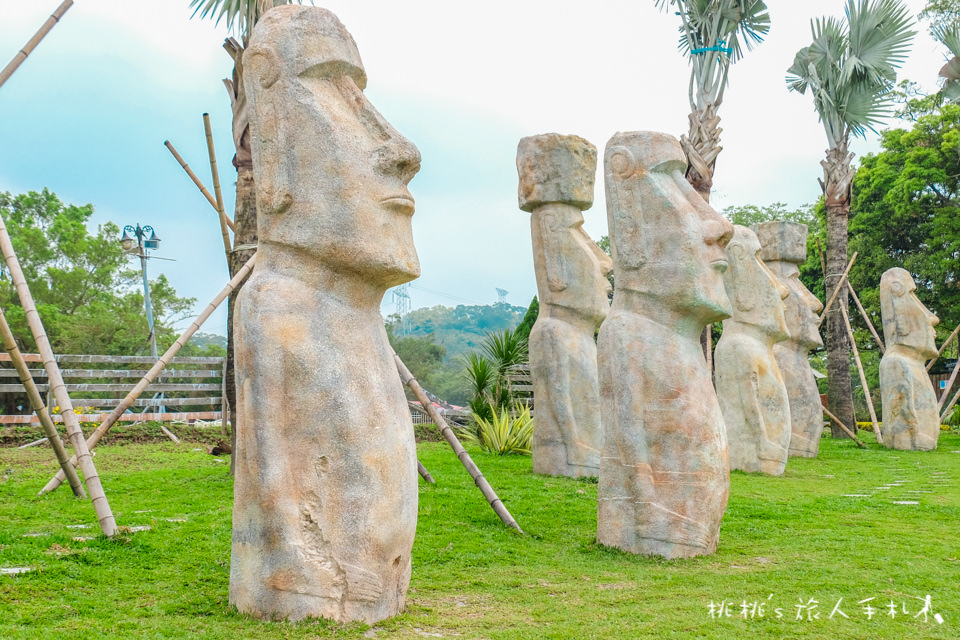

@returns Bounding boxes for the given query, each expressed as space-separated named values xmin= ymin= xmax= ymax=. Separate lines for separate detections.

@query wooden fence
xmin=0 ymin=353 xmax=225 ymax=424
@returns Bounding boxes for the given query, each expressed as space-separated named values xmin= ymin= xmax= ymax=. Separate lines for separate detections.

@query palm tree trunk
xmin=821 ymin=143 xmax=856 ymax=437
xmin=682 ymin=105 xmax=723 ymax=367
xmin=223 ymin=38 xmax=258 ymax=474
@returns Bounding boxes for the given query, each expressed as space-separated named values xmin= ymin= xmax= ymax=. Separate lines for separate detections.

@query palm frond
xmin=188 ymin=0 xmax=311 ymax=35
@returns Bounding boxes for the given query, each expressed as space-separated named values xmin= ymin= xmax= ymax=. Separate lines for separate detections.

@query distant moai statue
xmin=754 ymin=222 xmax=825 ymax=458
xmin=517 ymin=133 xmax=612 ymax=478
xmin=715 ymin=225 xmax=792 ymax=476
xmin=597 ymin=131 xmax=733 ymax=559
xmin=231 ymin=6 xmax=421 ymax=623
xmin=879 ymin=267 xmax=941 ymax=451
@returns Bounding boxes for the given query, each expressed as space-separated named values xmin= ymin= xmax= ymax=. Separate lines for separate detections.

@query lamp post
xmin=120 ymin=224 xmax=161 ymax=361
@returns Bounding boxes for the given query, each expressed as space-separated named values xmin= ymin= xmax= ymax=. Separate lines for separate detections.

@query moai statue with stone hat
xmin=517 ymin=133 xmax=613 ymax=478
xmin=715 ymin=225 xmax=792 ymax=476
xmin=754 ymin=221 xmax=825 ymax=458
xmin=231 ymin=6 xmax=421 ymax=623
xmin=879 ymin=267 xmax=940 ymax=451
xmin=597 ymin=131 xmax=733 ymax=559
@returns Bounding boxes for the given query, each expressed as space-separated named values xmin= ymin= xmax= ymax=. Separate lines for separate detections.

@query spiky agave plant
xmin=458 ymin=403 xmax=534 ymax=456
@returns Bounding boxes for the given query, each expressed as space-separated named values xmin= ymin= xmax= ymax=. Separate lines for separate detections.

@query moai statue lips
xmin=715 ymin=225 xmax=792 ymax=476
xmin=880 ymin=267 xmax=940 ymax=451
xmin=231 ymin=6 xmax=420 ymax=624
xmin=518 ymin=133 xmax=612 ymax=478
xmin=755 ymin=221 xmax=825 ymax=458
xmin=597 ymin=131 xmax=733 ymax=559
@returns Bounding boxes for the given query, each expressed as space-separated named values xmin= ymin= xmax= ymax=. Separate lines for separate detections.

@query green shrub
xmin=458 ymin=403 xmax=533 ymax=455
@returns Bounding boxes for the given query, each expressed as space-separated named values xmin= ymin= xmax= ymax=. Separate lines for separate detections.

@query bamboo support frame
xmin=0 ymin=306 xmax=85 ymax=498
xmin=393 ymin=351 xmax=522 ymax=533
xmin=821 ymin=405 xmax=868 ymax=448
xmin=417 ymin=460 xmax=435 ymax=484
xmin=840 ymin=303 xmax=882 ymax=444
xmin=937 ymin=347 xmax=960 ymax=414
xmin=40 ymin=253 xmax=258 ymax=494
xmin=940 ymin=385 xmax=960 ymax=423
xmin=816 ymin=238 xmax=827 ymax=281
xmin=0 ymin=214 xmax=116 ymax=536
xmin=927 ymin=321 xmax=960 ymax=372
xmin=848 ymin=284 xmax=884 ymax=353
xmin=202 ymin=113 xmax=233 ymax=258
xmin=164 ymin=140 xmax=236 ymax=232
xmin=817 ymin=252 xmax=858 ymax=328
xmin=0 ymin=1 xmax=73 ymax=90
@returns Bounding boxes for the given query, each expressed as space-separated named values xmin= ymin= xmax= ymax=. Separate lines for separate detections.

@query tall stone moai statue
xmin=754 ymin=222 xmax=825 ymax=458
xmin=517 ymin=134 xmax=613 ymax=478
xmin=597 ymin=131 xmax=734 ymax=559
xmin=879 ymin=268 xmax=941 ymax=451
xmin=231 ymin=6 xmax=421 ymax=623
xmin=715 ymin=226 xmax=792 ymax=476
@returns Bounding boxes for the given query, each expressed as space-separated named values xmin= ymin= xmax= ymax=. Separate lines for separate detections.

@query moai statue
xmin=754 ymin=222 xmax=825 ymax=458
xmin=715 ymin=226 xmax=792 ymax=476
xmin=879 ymin=268 xmax=940 ymax=451
xmin=517 ymin=133 xmax=613 ymax=478
xmin=597 ymin=131 xmax=734 ymax=559
xmin=231 ymin=6 xmax=421 ymax=623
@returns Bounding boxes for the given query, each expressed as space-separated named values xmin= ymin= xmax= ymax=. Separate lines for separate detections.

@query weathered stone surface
xmin=754 ymin=221 xmax=825 ymax=458
xmin=879 ymin=267 xmax=940 ymax=451
xmin=518 ymin=134 xmax=612 ymax=478
xmin=715 ymin=226 xmax=791 ymax=476
xmin=517 ymin=134 xmax=597 ymax=212
xmin=597 ymin=131 xmax=733 ymax=559
xmin=231 ymin=6 xmax=420 ymax=623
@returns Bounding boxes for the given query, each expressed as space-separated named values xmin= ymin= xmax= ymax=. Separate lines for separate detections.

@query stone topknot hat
xmin=753 ymin=221 xmax=808 ymax=265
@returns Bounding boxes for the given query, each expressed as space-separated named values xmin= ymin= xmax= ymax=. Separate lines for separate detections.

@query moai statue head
xmin=243 ymin=6 xmax=422 ymax=288
xmin=722 ymin=225 xmax=790 ymax=339
xmin=881 ymin=267 xmax=938 ymax=359
xmin=755 ymin=221 xmax=823 ymax=349
xmin=604 ymin=132 xmax=734 ymax=328
xmin=518 ymin=133 xmax=612 ymax=326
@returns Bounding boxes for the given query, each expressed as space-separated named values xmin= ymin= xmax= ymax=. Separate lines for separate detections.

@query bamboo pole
xmin=417 ymin=460 xmax=435 ymax=483
xmin=840 ymin=303 xmax=883 ymax=444
xmin=817 ymin=252 xmax=858 ymax=328
xmin=927 ymin=321 xmax=960 ymax=372
xmin=0 ymin=214 xmax=116 ymax=536
xmin=393 ymin=351 xmax=522 ymax=533
xmin=164 ymin=140 xmax=237 ymax=232
xmin=821 ymin=405 xmax=868 ymax=448
xmin=0 ymin=306 xmax=85 ymax=498
xmin=937 ymin=349 xmax=960 ymax=414
xmin=202 ymin=113 xmax=233 ymax=258
xmin=40 ymin=253 xmax=258 ymax=494
xmin=848 ymin=284 xmax=884 ymax=354
xmin=0 ymin=1 xmax=73 ymax=90
xmin=940 ymin=385 xmax=960 ymax=423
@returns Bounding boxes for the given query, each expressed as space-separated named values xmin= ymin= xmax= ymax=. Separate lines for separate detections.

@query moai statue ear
xmin=727 ymin=241 xmax=757 ymax=313
xmin=605 ymin=145 xmax=646 ymax=270
xmin=539 ymin=209 xmax=569 ymax=293
xmin=244 ymin=46 xmax=293 ymax=215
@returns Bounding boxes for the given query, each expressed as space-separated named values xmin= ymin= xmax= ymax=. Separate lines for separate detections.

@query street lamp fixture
xmin=120 ymin=224 xmax=161 ymax=361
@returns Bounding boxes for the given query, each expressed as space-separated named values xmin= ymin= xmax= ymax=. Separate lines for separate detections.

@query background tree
xmin=786 ymin=0 xmax=914 ymax=436
xmin=0 ymin=189 xmax=197 ymax=355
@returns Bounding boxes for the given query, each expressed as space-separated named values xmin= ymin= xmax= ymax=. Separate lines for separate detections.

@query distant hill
xmin=187 ymin=332 xmax=227 ymax=351
xmin=388 ymin=302 xmax=528 ymax=363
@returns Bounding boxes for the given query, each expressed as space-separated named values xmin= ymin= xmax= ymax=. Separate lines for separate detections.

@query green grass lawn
xmin=1 ymin=431 xmax=958 ymax=639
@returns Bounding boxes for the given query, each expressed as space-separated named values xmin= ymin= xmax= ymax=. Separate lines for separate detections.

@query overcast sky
xmin=0 ymin=0 xmax=948 ymax=335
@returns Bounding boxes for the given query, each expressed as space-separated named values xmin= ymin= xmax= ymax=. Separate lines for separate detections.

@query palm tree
xmin=654 ymin=1 xmax=770 ymax=367
xmin=188 ymin=0 xmax=309 ymax=463
xmin=933 ymin=23 xmax=960 ymax=100
xmin=786 ymin=0 xmax=913 ymax=436
xmin=654 ymin=0 xmax=770 ymax=203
